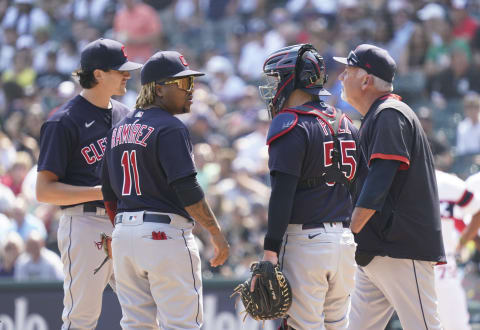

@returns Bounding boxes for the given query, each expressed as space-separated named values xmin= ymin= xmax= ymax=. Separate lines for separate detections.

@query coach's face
xmin=338 ymin=66 xmax=364 ymax=106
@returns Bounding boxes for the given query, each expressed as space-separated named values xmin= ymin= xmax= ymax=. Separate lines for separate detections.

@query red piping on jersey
xmin=457 ymin=190 xmax=474 ymax=207
xmin=369 ymin=153 xmax=410 ymax=170
xmin=283 ymin=108 xmax=335 ymax=135
xmin=379 ymin=94 xmax=402 ymax=101
xmin=267 ymin=113 xmax=298 ymax=145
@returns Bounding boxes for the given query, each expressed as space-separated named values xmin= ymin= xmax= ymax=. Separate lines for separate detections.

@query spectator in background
xmin=451 ymin=0 xmax=477 ymax=41
xmin=35 ymin=51 xmax=69 ymax=91
xmin=14 ymin=230 xmax=63 ymax=281
xmin=56 ymin=39 xmax=80 ymax=76
xmin=0 ymin=26 xmax=17 ymax=72
xmin=10 ymin=196 xmax=47 ymax=241
xmin=1 ymin=151 xmax=32 ymax=195
xmin=68 ymin=0 xmax=111 ymax=24
xmin=427 ymin=42 xmax=479 ymax=101
xmin=2 ymin=47 xmax=36 ymax=89
xmin=0 ymin=132 xmax=17 ymax=174
xmin=0 ymin=182 xmax=15 ymax=244
xmin=114 ymin=0 xmax=162 ymax=63
xmin=456 ymin=92 xmax=480 ymax=155
xmin=32 ymin=27 xmax=57 ymax=72
xmin=1 ymin=0 xmax=49 ymax=37
xmin=0 ymin=231 xmax=24 ymax=277
xmin=205 ymin=55 xmax=246 ymax=104
xmin=417 ymin=106 xmax=451 ymax=158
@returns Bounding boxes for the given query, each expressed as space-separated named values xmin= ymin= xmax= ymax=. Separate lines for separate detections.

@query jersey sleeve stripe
xmin=457 ymin=190 xmax=474 ymax=207
xmin=369 ymin=153 xmax=410 ymax=168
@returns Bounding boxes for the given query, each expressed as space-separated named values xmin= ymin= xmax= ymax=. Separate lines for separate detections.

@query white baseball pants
xmin=280 ymin=222 xmax=357 ymax=330
xmin=349 ymin=256 xmax=442 ymax=330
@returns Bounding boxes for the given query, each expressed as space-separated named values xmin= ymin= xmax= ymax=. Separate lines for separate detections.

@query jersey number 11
xmin=121 ymin=150 xmax=142 ymax=196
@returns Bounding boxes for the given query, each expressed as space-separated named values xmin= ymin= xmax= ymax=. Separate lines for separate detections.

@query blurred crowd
xmin=1 ymin=0 xmax=480 ymax=281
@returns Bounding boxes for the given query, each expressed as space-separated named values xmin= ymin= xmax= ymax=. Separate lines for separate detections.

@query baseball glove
xmin=231 ymin=261 xmax=292 ymax=321
xmin=93 ymin=233 xmax=112 ymax=275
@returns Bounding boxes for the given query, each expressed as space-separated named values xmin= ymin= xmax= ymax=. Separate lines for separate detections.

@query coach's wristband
xmin=264 ymin=237 xmax=283 ymax=255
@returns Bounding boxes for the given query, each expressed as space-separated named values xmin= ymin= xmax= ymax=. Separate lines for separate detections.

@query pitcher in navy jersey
xmin=255 ymin=44 xmax=359 ymax=329
xmin=101 ymin=51 xmax=229 ymax=329
xmin=334 ymin=44 xmax=444 ymax=329
xmin=36 ymin=38 xmax=142 ymax=329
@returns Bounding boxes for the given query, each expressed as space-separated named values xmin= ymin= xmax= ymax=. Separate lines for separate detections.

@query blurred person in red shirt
xmin=1 ymin=151 xmax=32 ymax=196
xmin=113 ymin=0 xmax=162 ymax=63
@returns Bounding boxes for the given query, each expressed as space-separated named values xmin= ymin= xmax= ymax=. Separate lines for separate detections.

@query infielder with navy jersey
xmin=334 ymin=44 xmax=445 ymax=329
xmin=36 ymin=38 xmax=142 ymax=329
xmin=255 ymin=44 xmax=359 ymax=330
xmin=101 ymin=51 xmax=229 ymax=329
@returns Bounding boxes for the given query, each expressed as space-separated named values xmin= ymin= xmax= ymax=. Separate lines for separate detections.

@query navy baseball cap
xmin=333 ymin=44 xmax=396 ymax=83
xmin=80 ymin=38 xmax=143 ymax=72
xmin=140 ymin=51 xmax=205 ymax=85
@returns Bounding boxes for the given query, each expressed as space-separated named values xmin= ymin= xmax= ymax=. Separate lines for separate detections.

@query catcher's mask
xmin=259 ymin=44 xmax=330 ymax=119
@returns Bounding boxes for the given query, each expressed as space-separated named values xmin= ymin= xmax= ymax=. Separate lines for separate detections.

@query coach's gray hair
xmin=357 ymin=68 xmax=393 ymax=93
xmin=135 ymin=81 xmax=157 ymax=109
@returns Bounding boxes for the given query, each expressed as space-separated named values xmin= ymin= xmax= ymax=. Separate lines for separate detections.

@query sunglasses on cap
xmin=157 ymin=76 xmax=195 ymax=92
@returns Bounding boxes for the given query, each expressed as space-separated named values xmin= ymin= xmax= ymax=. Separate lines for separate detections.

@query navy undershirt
xmin=264 ymin=171 xmax=299 ymax=254
xmin=356 ymin=158 xmax=400 ymax=211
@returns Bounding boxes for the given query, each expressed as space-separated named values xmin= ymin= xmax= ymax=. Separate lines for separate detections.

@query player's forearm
xmin=36 ymin=181 xmax=102 ymax=205
xmin=184 ymin=198 xmax=222 ymax=235
xmin=350 ymin=207 xmax=376 ymax=234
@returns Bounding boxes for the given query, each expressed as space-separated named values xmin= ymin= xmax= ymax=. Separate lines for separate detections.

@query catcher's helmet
xmin=259 ymin=44 xmax=330 ymax=118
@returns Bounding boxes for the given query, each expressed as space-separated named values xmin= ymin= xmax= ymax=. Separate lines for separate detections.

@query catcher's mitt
xmin=231 ymin=261 xmax=292 ymax=321
xmin=93 ymin=233 xmax=112 ymax=275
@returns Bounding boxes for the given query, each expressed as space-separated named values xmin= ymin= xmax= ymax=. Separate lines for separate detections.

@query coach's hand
xmin=210 ymin=232 xmax=229 ymax=267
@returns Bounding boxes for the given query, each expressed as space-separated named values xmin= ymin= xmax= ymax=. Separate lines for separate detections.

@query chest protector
xmin=267 ymin=102 xmax=352 ymax=187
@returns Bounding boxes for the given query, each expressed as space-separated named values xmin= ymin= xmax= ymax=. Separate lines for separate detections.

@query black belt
xmin=83 ymin=204 xmax=104 ymax=213
xmin=302 ymin=221 xmax=350 ymax=230
xmin=115 ymin=213 xmax=171 ymax=225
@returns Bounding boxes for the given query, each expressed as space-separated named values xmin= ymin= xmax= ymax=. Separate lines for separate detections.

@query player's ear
xmin=155 ymin=84 xmax=164 ymax=98
xmin=93 ymin=69 xmax=104 ymax=83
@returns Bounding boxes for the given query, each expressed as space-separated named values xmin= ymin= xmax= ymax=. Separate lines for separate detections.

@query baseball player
xmin=101 ymin=51 xmax=229 ymax=329
xmin=36 ymin=38 xmax=142 ymax=329
xmin=334 ymin=44 xmax=445 ymax=329
xmin=256 ymin=44 xmax=359 ymax=329
xmin=435 ymin=170 xmax=480 ymax=330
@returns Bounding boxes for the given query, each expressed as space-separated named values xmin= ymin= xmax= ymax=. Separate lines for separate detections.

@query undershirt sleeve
xmin=264 ymin=171 xmax=299 ymax=254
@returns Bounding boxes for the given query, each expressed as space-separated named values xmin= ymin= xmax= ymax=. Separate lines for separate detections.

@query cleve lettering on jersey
xmin=80 ymin=137 xmax=107 ymax=165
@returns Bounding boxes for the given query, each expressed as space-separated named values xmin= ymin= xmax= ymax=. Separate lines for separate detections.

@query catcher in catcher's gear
xmin=247 ymin=44 xmax=359 ymax=329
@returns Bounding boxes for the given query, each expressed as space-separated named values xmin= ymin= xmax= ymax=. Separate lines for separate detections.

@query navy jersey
xmin=101 ymin=107 xmax=196 ymax=220
xmin=355 ymin=94 xmax=445 ymax=263
xmin=37 ymin=95 xmax=130 ymax=207
xmin=268 ymin=101 xmax=360 ymax=225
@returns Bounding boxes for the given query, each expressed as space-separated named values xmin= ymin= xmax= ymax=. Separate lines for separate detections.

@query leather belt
xmin=115 ymin=213 xmax=171 ymax=225
xmin=302 ymin=221 xmax=350 ymax=230
xmin=83 ymin=204 xmax=104 ymax=213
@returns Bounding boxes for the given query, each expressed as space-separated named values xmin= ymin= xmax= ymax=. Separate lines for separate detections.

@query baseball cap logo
xmin=179 ymin=55 xmax=188 ymax=67
xmin=121 ymin=46 xmax=128 ymax=59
